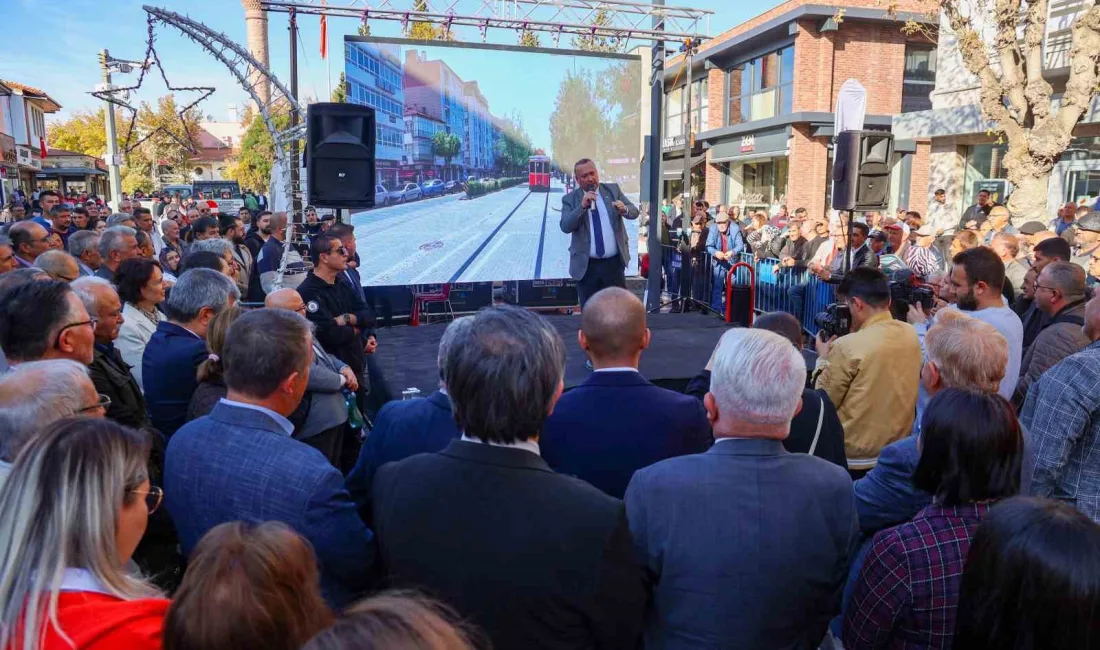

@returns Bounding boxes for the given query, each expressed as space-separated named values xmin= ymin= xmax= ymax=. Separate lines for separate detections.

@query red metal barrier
xmin=725 ymin=262 xmax=755 ymax=326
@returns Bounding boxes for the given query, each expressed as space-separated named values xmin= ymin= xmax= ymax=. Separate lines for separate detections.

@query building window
xmin=726 ymin=47 xmax=794 ymax=125
xmin=902 ymin=44 xmax=936 ymax=113
xmin=726 ymin=157 xmax=789 ymax=208
xmin=663 ymin=78 xmax=708 ymax=140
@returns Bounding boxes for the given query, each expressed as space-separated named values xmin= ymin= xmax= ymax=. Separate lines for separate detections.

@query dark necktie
xmin=590 ymin=191 xmax=606 ymax=258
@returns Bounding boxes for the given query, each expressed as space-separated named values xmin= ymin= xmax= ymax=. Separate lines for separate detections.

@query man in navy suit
xmin=626 ymin=328 xmax=858 ymax=649
xmin=345 ymin=316 xmax=469 ymax=514
xmin=542 ymin=287 xmax=711 ymax=498
xmin=371 ymin=305 xmax=646 ymax=649
xmin=165 ymin=308 xmax=374 ymax=608
xmin=143 ymin=269 xmax=239 ymax=437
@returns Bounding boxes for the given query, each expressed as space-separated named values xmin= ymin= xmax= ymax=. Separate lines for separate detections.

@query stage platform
xmin=372 ymin=312 xmax=732 ymax=396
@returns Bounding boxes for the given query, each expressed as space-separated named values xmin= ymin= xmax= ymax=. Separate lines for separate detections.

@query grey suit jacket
xmin=625 ymin=439 xmax=859 ymax=649
xmin=560 ymin=182 xmax=639 ymax=280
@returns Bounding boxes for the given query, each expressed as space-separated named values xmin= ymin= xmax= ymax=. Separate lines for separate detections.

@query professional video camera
xmin=887 ymin=269 xmax=934 ymax=320
xmin=813 ymin=302 xmax=852 ymax=339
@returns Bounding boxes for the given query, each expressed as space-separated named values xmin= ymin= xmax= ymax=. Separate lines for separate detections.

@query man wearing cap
xmin=1070 ymin=211 xmax=1100 ymax=270
xmin=705 ymin=209 xmax=745 ymax=312
xmin=903 ymin=222 xmax=944 ymax=280
xmin=868 ymin=230 xmax=888 ymax=257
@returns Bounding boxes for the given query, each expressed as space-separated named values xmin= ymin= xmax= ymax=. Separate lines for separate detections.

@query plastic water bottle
xmin=344 ymin=389 xmax=365 ymax=431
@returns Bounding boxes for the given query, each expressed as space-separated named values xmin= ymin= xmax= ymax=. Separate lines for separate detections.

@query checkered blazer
xmin=843 ymin=502 xmax=992 ymax=650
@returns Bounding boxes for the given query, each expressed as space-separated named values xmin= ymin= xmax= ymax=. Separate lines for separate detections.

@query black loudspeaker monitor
xmin=831 ymin=130 xmax=894 ymax=212
xmin=306 ymin=103 xmax=377 ymax=209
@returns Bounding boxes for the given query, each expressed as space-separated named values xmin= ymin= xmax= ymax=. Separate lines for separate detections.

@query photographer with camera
xmin=814 ymin=267 xmax=922 ymax=477
xmin=908 ymin=247 xmax=1023 ymax=404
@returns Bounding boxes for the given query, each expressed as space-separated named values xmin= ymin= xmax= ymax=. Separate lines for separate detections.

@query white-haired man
xmin=625 ymin=328 xmax=858 ymax=649
xmin=0 ymin=359 xmax=104 ymax=486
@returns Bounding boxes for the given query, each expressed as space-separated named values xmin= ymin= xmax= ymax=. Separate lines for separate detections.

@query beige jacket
xmin=814 ymin=311 xmax=922 ymax=470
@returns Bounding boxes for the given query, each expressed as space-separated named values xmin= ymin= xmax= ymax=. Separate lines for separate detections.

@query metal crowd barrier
xmin=657 ymin=245 xmax=836 ymax=336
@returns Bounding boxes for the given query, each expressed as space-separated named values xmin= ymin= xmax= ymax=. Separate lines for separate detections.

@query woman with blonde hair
xmin=185 ymin=304 xmax=243 ymax=421
xmin=303 ymin=592 xmax=480 ymax=650
xmin=0 ymin=417 xmax=168 ymax=650
xmin=163 ymin=521 xmax=333 ymax=650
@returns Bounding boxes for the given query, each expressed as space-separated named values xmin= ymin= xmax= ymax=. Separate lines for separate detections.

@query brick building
xmin=662 ymin=0 xmax=937 ymax=220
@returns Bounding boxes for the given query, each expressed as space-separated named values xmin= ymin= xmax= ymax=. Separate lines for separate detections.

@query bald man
xmin=33 ymin=250 xmax=80 ymax=282
xmin=541 ymin=287 xmax=712 ymax=498
xmin=265 ymin=288 xmax=357 ymax=467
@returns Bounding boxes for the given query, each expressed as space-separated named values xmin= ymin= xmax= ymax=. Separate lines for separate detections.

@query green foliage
xmin=358 ymin=21 xmax=371 ymax=36
xmin=431 ymin=131 xmax=462 ymax=164
xmin=332 ymin=72 xmax=348 ymax=103
xmin=46 ymin=108 xmax=122 ymax=156
xmin=223 ymin=110 xmax=291 ymax=193
xmin=494 ymin=110 xmax=534 ymax=174
xmin=571 ymin=9 xmax=616 ymax=52
xmin=406 ymin=0 xmax=456 ymax=41
xmin=549 ymin=61 xmax=639 ymax=184
xmin=465 ymin=177 xmax=525 ymax=198
xmin=518 ymin=30 xmax=540 ymax=48
xmin=125 ymin=94 xmax=204 ymax=184
xmin=122 ymin=159 xmax=154 ymax=195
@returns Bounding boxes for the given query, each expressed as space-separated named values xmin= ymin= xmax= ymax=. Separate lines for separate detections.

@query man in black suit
xmin=372 ymin=305 xmax=646 ymax=649
xmin=560 ymin=158 xmax=639 ymax=307
xmin=346 ymin=316 xmax=469 ymax=514
xmin=541 ymin=287 xmax=711 ymax=498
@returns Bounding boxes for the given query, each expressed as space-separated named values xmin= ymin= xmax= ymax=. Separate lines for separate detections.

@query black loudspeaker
xmin=831 ymin=130 xmax=894 ymax=211
xmin=306 ymin=103 xmax=376 ymax=209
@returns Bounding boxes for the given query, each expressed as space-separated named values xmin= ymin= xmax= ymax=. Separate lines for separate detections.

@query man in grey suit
xmin=625 ymin=327 xmax=859 ymax=649
xmin=560 ymin=158 xmax=639 ymax=307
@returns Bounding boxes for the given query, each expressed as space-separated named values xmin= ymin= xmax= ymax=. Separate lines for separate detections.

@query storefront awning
xmin=710 ymin=149 xmax=790 ymax=165
xmin=36 ymin=167 xmax=107 ymax=178
xmin=663 ymin=153 xmax=706 ymax=179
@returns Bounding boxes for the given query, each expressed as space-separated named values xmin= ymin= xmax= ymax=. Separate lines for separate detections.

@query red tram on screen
xmin=528 ymin=154 xmax=552 ymax=192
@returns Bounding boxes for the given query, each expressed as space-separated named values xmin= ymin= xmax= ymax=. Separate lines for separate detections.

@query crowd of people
xmin=0 ymin=180 xmax=1099 ymax=650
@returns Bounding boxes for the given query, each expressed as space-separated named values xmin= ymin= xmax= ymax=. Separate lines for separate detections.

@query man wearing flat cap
xmin=1071 ymin=211 xmax=1100 ymax=270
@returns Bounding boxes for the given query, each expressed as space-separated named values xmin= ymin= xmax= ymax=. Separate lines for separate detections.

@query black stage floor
xmin=372 ymin=312 xmax=733 ymax=395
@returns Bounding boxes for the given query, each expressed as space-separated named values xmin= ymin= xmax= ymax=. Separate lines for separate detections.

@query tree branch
xmin=1056 ymin=3 xmax=1100 ymax=134
xmin=994 ymin=0 xmax=1029 ymax=121
xmin=1023 ymin=0 xmax=1053 ymax=122
xmin=943 ymin=0 xmax=1025 ymax=138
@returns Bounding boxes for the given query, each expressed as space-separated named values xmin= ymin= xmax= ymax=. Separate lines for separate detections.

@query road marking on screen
xmin=448 ymin=192 xmax=532 ymax=283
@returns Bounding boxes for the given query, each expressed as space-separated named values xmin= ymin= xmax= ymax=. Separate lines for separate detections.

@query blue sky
xmin=1 ymin=0 xmax=770 ymax=126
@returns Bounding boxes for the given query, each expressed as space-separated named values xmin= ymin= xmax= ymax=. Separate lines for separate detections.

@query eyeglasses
xmin=79 ymin=393 xmax=111 ymax=413
xmin=1034 ymin=284 xmax=1058 ymax=294
xmin=130 ymin=485 xmax=164 ymax=514
xmin=53 ymin=317 xmax=97 ymax=348
xmin=328 ymin=246 xmax=348 ymax=256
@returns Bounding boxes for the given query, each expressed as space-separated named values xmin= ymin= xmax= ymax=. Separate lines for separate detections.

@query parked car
xmin=375 ymin=184 xmax=392 ymax=207
xmin=444 ymin=180 xmax=460 ymax=194
xmin=421 ymin=179 xmax=445 ymax=198
xmin=398 ymin=183 xmax=423 ymax=202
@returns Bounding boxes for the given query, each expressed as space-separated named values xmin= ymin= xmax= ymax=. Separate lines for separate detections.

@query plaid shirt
xmin=843 ymin=502 xmax=992 ymax=650
xmin=1020 ymin=340 xmax=1100 ymax=522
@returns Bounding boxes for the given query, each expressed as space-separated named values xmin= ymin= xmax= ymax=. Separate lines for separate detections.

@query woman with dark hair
xmin=302 ymin=593 xmax=479 ymax=650
xmin=954 ymin=497 xmax=1100 ymax=650
xmin=116 ymin=258 xmax=166 ymax=391
xmin=843 ymin=388 xmax=1023 ymax=650
xmin=159 ymin=247 xmax=181 ymax=284
xmin=185 ymin=304 xmax=242 ymax=421
xmin=0 ymin=418 xmax=168 ymax=650
xmin=163 ymin=521 xmax=333 ymax=650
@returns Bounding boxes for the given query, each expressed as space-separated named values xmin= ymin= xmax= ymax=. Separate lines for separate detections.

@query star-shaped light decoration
xmin=90 ymin=14 xmax=215 ymax=158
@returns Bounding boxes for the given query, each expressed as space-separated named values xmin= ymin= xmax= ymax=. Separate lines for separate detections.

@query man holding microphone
xmin=561 ymin=158 xmax=640 ymax=307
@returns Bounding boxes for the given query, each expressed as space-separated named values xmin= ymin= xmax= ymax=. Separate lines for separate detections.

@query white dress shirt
xmin=588 ymin=189 xmax=620 ymax=259
xmin=219 ymin=398 xmax=295 ymax=436
xmin=460 ymin=434 xmax=541 ymax=457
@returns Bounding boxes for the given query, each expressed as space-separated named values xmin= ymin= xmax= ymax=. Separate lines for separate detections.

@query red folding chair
xmin=413 ymin=284 xmax=454 ymax=325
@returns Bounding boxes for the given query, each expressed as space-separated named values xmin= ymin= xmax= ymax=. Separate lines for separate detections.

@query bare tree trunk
xmin=1005 ymin=172 xmax=1050 ymax=224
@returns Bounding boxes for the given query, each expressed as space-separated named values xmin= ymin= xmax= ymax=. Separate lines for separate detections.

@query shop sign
xmin=730 ymin=192 xmax=766 ymax=205
xmin=661 ymin=135 xmax=686 ymax=152
xmin=15 ymin=146 xmax=41 ymax=170
xmin=740 ymin=135 xmax=755 ymax=153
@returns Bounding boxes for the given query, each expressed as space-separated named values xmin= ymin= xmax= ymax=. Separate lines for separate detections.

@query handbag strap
xmin=809 ymin=394 xmax=825 ymax=456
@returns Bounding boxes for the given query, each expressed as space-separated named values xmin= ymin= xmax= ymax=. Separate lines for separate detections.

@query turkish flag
xmin=320 ymin=11 xmax=328 ymax=59
xmin=39 ymin=137 xmax=48 ymax=159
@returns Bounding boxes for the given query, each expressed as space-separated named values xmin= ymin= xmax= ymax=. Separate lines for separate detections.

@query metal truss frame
xmin=143 ymin=5 xmax=309 ymax=289
xmin=260 ymin=0 xmax=711 ymax=49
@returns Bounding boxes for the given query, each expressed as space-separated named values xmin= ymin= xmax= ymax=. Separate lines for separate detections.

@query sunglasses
xmin=327 ymin=246 xmax=348 ymax=256
xmin=130 ymin=485 xmax=164 ymax=514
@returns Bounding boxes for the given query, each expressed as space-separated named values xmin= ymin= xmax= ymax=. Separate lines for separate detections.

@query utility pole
xmin=98 ymin=49 xmax=123 ymax=207
xmin=644 ymin=0 xmax=665 ymax=311
xmin=288 ymin=8 xmax=302 ymax=224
